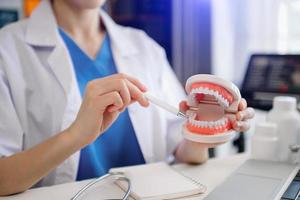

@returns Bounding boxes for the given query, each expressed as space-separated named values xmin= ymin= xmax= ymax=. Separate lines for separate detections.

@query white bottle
xmin=251 ymin=122 xmax=278 ymax=161
xmin=266 ymin=96 xmax=300 ymax=162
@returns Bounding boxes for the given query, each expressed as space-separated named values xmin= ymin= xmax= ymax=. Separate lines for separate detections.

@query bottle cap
xmin=255 ymin=122 xmax=277 ymax=138
xmin=273 ymin=96 xmax=297 ymax=111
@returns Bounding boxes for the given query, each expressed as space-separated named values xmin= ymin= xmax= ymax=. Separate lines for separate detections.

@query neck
xmin=52 ymin=0 xmax=101 ymax=38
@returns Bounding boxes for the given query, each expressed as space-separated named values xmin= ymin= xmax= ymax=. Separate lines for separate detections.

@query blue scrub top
xmin=59 ymin=29 xmax=145 ymax=180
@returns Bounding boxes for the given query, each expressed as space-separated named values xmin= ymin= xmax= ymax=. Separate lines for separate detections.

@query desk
xmin=0 ymin=153 xmax=249 ymax=200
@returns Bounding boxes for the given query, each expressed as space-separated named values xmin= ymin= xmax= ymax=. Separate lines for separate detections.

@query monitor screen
xmin=241 ymin=54 xmax=300 ymax=110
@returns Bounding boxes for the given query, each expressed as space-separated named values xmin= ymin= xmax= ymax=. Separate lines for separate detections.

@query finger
xmin=116 ymin=80 xmax=131 ymax=109
xmin=107 ymin=105 xmax=119 ymax=112
xmin=119 ymin=107 xmax=126 ymax=112
xmin=236 ymin=107 xmax=255 ymax=121
xmin=227 ymin=114 xmax=237 ymax=123
xmin=116 ymin=100 xmax=138 ymax=112
xmin=113 ymin=73 xmax=148 ymax=92
xmin=125 ymin=80 xmax=149 ymax=107
xmin=108 ymin=106 xmax=127 ymax=113
xmin=96 ymin=91 xmax=124 ymax=113
xmin=104 ymin=79 xmax=130 ymax=111
xmin=179 ymin=101 xmax=189 ymax=113
xmin=232 ymin=120 xmax=250 ymax=132
xmin=123 ymin=75 xmax=148 ymax=92
xmin=87 ymin=74 xmax=147 ymax=97
xmin=238 ymin=98 xmax=247 ymax=111
xmin=88 ymin=79 xmax=138 ymax=110
xmin=101 ymin=110 xmax=120 ymax=132
xmin=107 ymin=104 xmax=127 ymax=112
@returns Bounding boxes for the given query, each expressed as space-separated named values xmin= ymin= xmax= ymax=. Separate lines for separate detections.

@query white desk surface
xmin=0 ymin=153 xmax=249 ymax=200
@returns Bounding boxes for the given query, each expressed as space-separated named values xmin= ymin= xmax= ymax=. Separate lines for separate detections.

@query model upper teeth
xmin=190 ymin=87 xmax=229 ymax=108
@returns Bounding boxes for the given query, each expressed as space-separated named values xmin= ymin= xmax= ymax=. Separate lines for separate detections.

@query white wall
xmin=212 ymin=0 xmax=300 ymax=87
xmin=211 ymin=0 xmax=300 ymax=158
xmin=211 ymin=0 xmax=282 ymax=87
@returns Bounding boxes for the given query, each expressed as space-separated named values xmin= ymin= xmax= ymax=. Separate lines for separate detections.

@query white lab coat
xmin=0 ymin=0 xmax=185 ymax=187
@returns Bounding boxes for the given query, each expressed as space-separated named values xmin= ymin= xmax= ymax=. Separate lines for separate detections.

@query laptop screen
xmin=241 ymin=54 xmax=300 ymax=110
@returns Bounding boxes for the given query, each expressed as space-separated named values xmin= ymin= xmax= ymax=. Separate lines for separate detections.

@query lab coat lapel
xmin=99 ymin=11 xmax=139 ymax=57
xmin=25 ymin=0 xmax=73 ymax=97
xmin=47 ymin=44 xmax=74 ymax=98
xmin=100 ymin=11 xmax=154 ymax=162
xmin=24 ymin=1 xmax=81 ymax=183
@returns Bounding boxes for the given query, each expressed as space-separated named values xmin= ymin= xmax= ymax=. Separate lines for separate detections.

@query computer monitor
xmin=241 ymin=54 xmax=300 ymax=110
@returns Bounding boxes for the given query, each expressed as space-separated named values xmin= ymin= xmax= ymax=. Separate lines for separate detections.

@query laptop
xmin=204 ymin=159 xmax=300 ymax=200
xmin=241 ymin=54 xmax=300 ymax=110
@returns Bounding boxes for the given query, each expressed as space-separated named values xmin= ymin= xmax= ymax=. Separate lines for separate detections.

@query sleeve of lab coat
xmin=156 ymin=47 xmax=187 ymax=156
xmin=0 ymin=54 xmax=24 ymax=157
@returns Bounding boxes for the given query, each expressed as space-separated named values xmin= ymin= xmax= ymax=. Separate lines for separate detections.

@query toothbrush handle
xmin=144 ymin=92 xmax=185 ymax=118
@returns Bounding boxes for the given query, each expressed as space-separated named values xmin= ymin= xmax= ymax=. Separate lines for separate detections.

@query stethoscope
xmin=71 ymin=93 xmax=184 ymax=200
xmin=70 ymin=93 xmax=181 ymax=200
xmin=71 ymin=172 xmax=131 ymax=200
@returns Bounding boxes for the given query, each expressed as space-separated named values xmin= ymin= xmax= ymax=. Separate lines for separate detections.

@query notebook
xmin=109 ymin=162 xmax=206 ymax=200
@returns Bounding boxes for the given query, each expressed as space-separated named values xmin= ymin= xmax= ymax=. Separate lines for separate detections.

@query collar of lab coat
xmin=24 ymin=0 xmax=140 ymax=97
xmin=25 ymin=0 xmax=139 ymax=57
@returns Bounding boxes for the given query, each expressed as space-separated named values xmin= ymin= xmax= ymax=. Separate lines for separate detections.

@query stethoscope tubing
xmin=71 ymin=172 xmax=131 ymax=200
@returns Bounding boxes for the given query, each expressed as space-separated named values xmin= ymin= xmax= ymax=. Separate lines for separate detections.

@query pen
xmin=143 ymin=92 xmax=187 ymax=118
xmin=144 ymin=92 xmax=238 ymax=118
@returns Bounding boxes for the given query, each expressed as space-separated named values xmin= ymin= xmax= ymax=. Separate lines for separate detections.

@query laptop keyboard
xmin=281 ymin=170 xmax=300 ymax=200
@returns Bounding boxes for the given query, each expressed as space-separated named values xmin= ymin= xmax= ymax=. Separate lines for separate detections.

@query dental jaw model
xmin=183 ymin=74 xmax=241 ymax=143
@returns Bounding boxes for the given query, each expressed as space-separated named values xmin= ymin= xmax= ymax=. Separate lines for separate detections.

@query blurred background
xmin=1 ymin=0 xmax=300 ymax=157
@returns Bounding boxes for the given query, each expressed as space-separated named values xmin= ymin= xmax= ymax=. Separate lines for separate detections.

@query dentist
xmin=0 ymin=0 xmax=254 ymax=196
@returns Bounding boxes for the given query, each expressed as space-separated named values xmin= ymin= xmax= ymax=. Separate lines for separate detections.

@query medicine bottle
xmin=251 ymin=122 xmax=278 ymax=161
xmin=266 ymin=96 xmax=300 ymax=162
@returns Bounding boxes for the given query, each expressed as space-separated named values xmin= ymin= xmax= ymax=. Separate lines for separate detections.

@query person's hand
xmin=230 ymin=98 xmax=255 ymax=132
xmin=175 ymin=98 xmax=255 ymax=163
xmin=68 ymin=73 xmax=149 ymax=148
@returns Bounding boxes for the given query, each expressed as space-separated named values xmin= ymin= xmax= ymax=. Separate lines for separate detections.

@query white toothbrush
xmin=144 ymin=92 xmax=187 ymax=118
